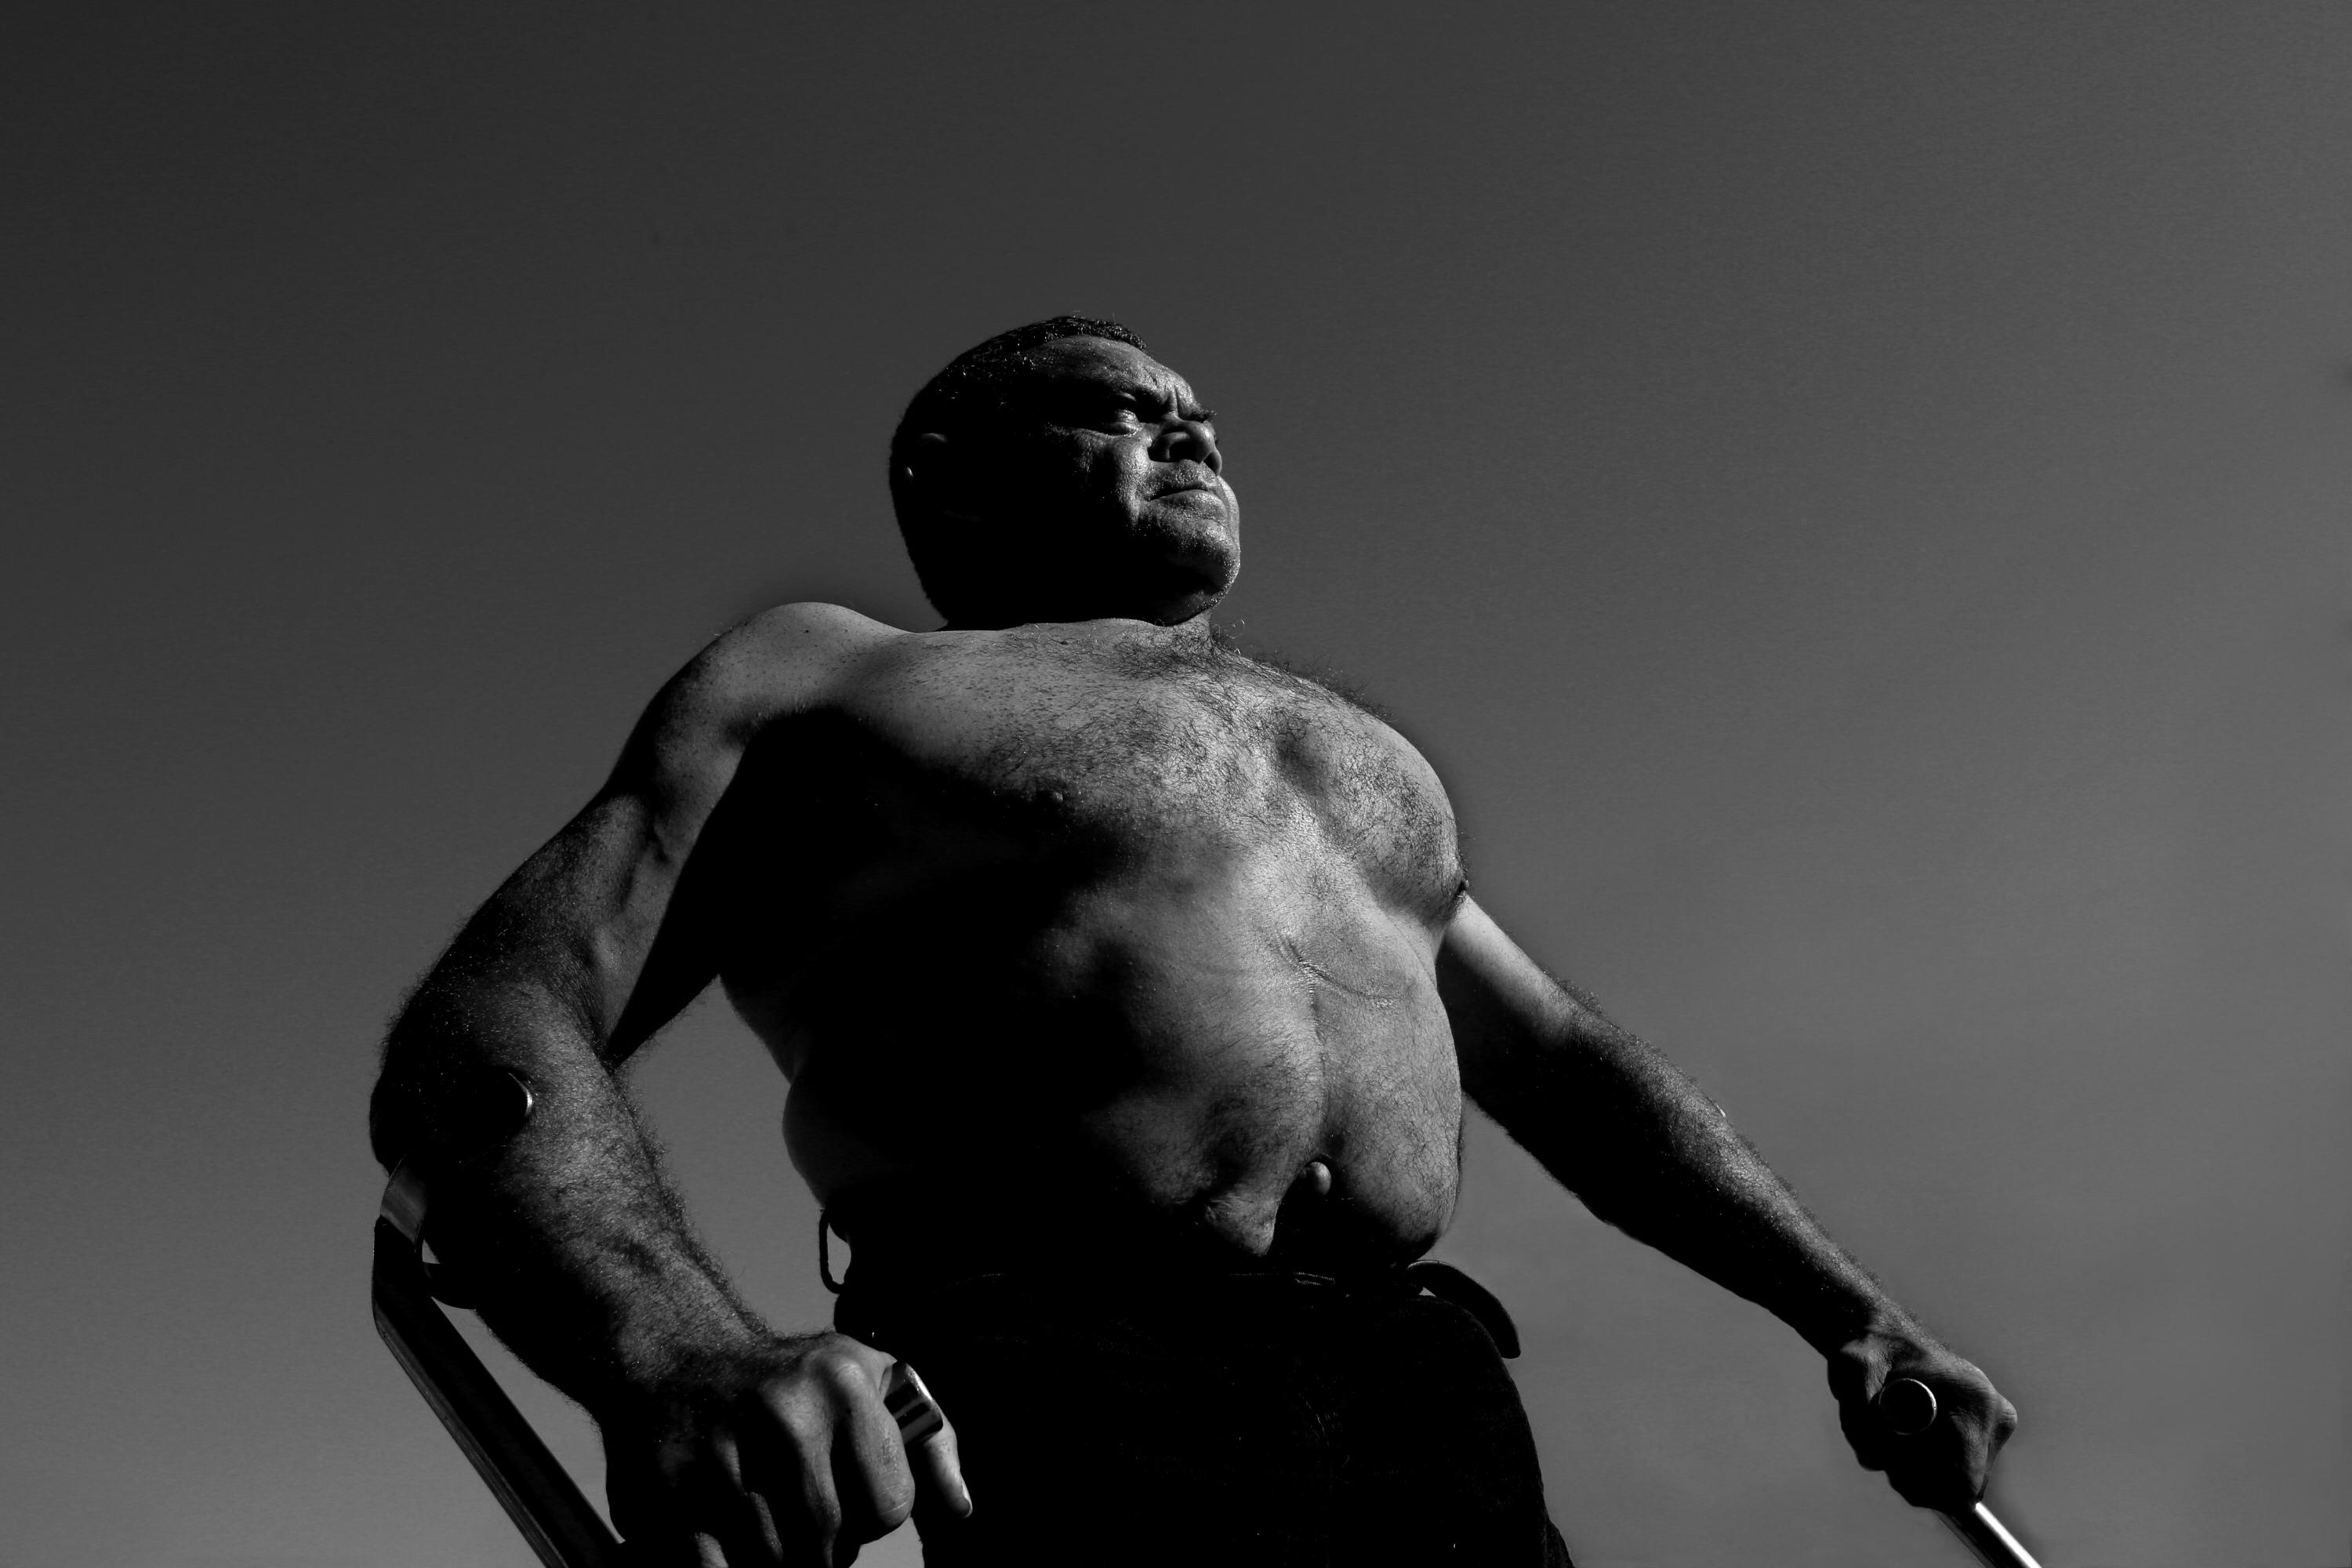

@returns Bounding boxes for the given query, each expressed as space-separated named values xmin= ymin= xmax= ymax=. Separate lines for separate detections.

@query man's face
xmin=943 ymin=336 xmax=1240 ymax=625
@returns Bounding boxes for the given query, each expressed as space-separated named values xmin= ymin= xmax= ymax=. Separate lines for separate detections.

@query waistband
xmin=821 ymin=1195 xmax=1276 ymax=1290
xmin=818 ymin=1188 xmax=1521 ymax=1358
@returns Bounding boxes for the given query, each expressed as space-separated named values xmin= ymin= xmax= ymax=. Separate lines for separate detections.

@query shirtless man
xmin=370 ymin=317 xmax=2016 ymax=1566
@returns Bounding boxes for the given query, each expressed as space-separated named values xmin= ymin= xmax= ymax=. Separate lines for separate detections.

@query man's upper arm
xmin=388 ymin=603 xmax=877 ymax=1073
xmin=1436 ymin=895 xmax=1582 ymax=1112
xmin=1439 ymin=893 xmax=1743 ymax=1206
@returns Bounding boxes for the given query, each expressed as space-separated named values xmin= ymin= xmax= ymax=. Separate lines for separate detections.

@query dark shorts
xmin=836 ymin=1265 xmax=1575 ymax=1566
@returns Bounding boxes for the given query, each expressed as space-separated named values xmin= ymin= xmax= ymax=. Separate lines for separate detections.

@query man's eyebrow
xmin=1154 ymin=387 xmax=1217 ymax=423
xmin=1095 ymin=381 xmax=1216 ymax=423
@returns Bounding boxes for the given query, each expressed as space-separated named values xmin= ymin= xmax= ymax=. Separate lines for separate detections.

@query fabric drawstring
xmin=1404 ymin=1260 xmax=1523 ymax=1358
xmin=818 ymin=1210 xmax=846 ymax=1294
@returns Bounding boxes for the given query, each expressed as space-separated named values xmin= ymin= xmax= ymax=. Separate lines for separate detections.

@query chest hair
xmin=967 ymin=630 xmax=1460 ymax=906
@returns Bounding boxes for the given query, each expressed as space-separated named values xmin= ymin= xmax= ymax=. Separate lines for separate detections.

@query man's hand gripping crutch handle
xmin=372 ymin=1069 xmax=952 ymax=1567
xmin=1878 ymin=1377 xmax=2044 ymax=1568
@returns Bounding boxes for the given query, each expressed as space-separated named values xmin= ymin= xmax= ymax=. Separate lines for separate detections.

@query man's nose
xmin=1151 ymin=418 xmax=1221 ymax=474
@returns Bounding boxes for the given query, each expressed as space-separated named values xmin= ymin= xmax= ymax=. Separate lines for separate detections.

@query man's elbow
xmin=368 ymin=985 xmax=482 ymax=1172
xmin=368 ymin=1063 xmax=419 ymax=1173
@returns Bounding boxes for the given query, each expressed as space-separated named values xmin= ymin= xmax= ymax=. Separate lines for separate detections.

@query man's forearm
xmin=1482 ymin=1006 xmax=1910 ymax=1355
xmin=374 ymin=981 xmax=769 ymax=1414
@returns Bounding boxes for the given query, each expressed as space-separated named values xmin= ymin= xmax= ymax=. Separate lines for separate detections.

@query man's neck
xmin=945 ymin=610 xmax=1221 ymax=648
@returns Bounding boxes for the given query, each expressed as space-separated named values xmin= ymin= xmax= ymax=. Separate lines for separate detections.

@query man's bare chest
xmin=778 ymin=630 xmax=1461 ymax=913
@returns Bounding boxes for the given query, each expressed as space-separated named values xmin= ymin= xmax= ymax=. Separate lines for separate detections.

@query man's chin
xmin=1152 ymin=499 xmax=1237 ymax=549
xmin=1147 ymin=583 xmax=1232 ymax=626
xmin=1125 ymin=554 xmax=1239 ymax=626
xmin=1139 ymin=501 xmax=1237 ymax=564
xmin=1164 ymin=534 xmax=1240 ymax=599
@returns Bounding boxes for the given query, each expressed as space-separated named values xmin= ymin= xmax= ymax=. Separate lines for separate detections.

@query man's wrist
xmin=1790 ymin=1277 xmax=1921 ymax=1359
xmin=589 ymin=1318 xmax=782 ymax=1421
xmin=610 ymin=1296 xmax=775 ymax=1382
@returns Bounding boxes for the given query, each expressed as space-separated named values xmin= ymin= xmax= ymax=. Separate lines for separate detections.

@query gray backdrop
xmin=4 ymin=6 xmax=2346 ymax=1566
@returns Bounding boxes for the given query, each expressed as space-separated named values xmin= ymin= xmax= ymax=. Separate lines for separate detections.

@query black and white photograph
xmin=4 ymin=7 xmax=2346 ymax=1565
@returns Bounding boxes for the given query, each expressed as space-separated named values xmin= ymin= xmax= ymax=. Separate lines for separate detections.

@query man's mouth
xmin=1154 ymin=462 xmax=1221 ymax=496
xmin=1154 ymin=485 xmax=1225 ymax=509
xmin=1152 ymin=470 xmax=1221 ymax=500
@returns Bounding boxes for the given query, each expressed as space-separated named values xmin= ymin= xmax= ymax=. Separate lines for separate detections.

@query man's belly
xmin=724 ymin=872 xmax=1465 ymax=1269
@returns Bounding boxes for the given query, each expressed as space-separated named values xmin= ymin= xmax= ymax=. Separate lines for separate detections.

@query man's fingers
xmin=612 ymin=1519 xmax=757 ymax=1568
xmin=607 ymin=1336 xmax=947 ymax=1567
xmin=882 ymin=1361 xmax=972 ymax=1520
xmin=1838 ymin=1383 xmax=1893 ymax=1474
xmin=1829 ymin=1338 xmax=2018 ymax=1516
xmin=694 ymin=1435 xmax=789 ymax=1568
xmin=1990 ymin=1394 xmax=2020 ymax=1457
xmin=1880 ymin=1391 xmax=1998 ymax=1512
xmin=610 ymin=1443 xmax=724 ymax=1566
xmin=909 ymin=1415 xmax=974 ymax=1521
xmin=832 ymin=1376 xmax=920 ymax=1535
xmin=740 ymin=1384 xmax=849 ymax=1565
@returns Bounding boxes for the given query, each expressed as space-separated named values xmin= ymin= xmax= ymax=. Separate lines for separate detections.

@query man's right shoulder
xmin=642 ymin=601 xmax=911 ymax=754
xmin=717 ymin=601 xmax=907 ymax=681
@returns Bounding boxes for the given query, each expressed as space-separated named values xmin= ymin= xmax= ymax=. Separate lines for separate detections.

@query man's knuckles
xmin=782 ymin=1333 xmax=877 ymax=1374
xmin=753 ymin=1362 xmax=904 ymax=1454
xmin=754 ymin=1342 xmax=882 ymax=1408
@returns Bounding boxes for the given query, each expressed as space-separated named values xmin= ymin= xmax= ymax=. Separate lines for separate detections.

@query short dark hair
xmin=887 ymin=316 xmax=1146 ymax=616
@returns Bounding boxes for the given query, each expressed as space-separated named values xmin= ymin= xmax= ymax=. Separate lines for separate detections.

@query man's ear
xmin=905 ymin=430 xmax=984 ymax=524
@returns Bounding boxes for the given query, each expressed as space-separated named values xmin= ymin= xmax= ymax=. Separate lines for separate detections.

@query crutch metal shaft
xmin=1941 ymin=1498 xmax=2044 ymax=1568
